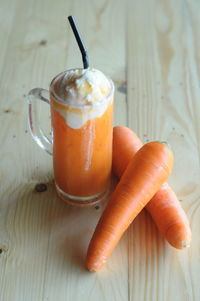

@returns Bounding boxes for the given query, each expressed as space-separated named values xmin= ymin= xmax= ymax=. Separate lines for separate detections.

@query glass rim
xmin=49 ymin=68 xmax=114 ymax=109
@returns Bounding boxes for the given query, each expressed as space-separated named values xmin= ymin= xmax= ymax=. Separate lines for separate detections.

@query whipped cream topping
xmin=51 ymin=68 xmax=113 ymax=129
xmin=57 ymin=68 xmax=111 ymax=105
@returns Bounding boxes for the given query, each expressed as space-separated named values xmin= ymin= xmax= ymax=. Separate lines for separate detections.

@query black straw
xmin=68 ymin=16 xmax=89 ymax=69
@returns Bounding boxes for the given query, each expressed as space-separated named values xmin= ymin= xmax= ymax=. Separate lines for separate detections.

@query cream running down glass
xmin=28 ymin=68 xmax=114 ymax=206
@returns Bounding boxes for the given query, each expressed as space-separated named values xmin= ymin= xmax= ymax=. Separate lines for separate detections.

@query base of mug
xmin=55 ymin=184 xmax=109 ymax=207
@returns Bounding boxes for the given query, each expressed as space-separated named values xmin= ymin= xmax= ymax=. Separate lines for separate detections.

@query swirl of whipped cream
xmin=59 ymin=68 xmax=111 ymax=105
xmin=51 ymin=68 xmax=113 ymax=129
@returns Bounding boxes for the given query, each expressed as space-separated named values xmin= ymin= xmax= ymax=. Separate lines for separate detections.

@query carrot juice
xmin=49 ymin=68 xmax=114 ymax=206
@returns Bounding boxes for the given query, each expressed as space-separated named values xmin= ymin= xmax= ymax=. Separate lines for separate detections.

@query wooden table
xmin=0 ymin=0 xmax=200 ymax=300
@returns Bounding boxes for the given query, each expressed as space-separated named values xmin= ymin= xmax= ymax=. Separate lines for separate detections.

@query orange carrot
xmin=112 ymin=126 xmax=142 ymax=178
xmin=86 ymin=141 xmax=173 ymax=271
xmin=112 ymin=126 xmax=191 ymax=249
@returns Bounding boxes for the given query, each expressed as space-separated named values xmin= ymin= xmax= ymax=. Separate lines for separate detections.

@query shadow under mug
xmin=27 ymin=70 xmax=114 ymax=206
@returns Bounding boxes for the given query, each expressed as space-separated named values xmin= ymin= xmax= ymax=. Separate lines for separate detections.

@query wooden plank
xmin=1 ymin=0 xmax=200 ymax=300
xmin=0 ymin=0 xmax=128 ymax=300
xmin=127 ymin=0 xmax=200 ymax=300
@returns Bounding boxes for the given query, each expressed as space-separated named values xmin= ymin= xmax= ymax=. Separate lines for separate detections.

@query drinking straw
xmin=68 ymin=16 xmax=89 ymax=69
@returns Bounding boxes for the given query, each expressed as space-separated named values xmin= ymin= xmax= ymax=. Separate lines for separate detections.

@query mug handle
xmin=28 ymin=88 xmax=53 ymax=155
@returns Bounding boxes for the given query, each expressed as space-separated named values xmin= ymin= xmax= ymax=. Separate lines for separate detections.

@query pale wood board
xmin=0 ymin=0 xmax=199 ymax=300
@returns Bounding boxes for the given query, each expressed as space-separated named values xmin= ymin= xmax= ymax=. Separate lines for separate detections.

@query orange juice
xmin=50 ymin=68 xmax=114 ymax=206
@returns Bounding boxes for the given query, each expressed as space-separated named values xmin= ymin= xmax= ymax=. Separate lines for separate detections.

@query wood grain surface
xmin=0 ymin=0 xmax=200 ymax=300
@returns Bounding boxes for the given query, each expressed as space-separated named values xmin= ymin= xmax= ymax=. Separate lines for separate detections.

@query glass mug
xmin=28 ymin=69 xmax=114 ymax=206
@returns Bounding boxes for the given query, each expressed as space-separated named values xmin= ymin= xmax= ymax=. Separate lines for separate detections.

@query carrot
xmin=86 ymin=141 xmax=173 ymax=271
xmin=112 ymin=126 xmax=191 ymax=249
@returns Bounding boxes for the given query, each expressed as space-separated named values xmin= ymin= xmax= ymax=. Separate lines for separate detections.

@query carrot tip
xmin=181 ymin=240 xmax=191 ymax=249
xmin=87 ymin=267 xmax=97 ymax=272
xmin=158 ymin=141 xmax=171 ymax=149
